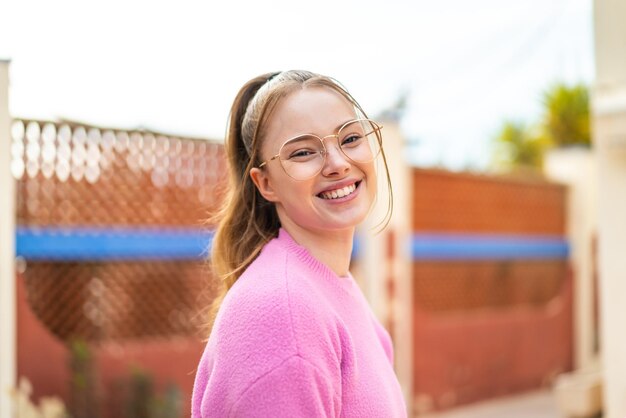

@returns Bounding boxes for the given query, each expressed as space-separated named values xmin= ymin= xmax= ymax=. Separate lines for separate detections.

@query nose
xmin=321 ymin=138 xmax=350 ymax=176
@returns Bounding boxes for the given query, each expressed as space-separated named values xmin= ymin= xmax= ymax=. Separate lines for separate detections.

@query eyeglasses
xmin=257 ymin=118 xmax=383 ymax=181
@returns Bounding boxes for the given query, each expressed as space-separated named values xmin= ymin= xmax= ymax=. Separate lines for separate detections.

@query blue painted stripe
xmin=14 ymin=227 xmax=569 ymax=262
xmin=16 ymin=227 xmax=213 ymax=261
xmin=412 ymin=233 xmax=569 ymax=260
xmin=352 ymin=235 xmax=361 ymax=260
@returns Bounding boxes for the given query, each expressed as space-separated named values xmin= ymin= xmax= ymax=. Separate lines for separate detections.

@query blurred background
xmin=1 ymin=0 xmax=625 ymax=417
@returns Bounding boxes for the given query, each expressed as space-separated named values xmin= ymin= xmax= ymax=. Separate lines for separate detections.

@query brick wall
xmin=412 ymin=168 xmax=566 ymax=234
xmin=410 ymin=169 xmax=572 ymax=414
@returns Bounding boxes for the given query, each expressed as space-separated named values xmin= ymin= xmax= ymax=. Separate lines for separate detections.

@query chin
xmin=323 ymin=211 xmax=370 ymax=230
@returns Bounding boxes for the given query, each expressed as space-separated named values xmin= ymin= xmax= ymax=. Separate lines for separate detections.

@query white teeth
xmin=320 ymin=183 xmax=357 ymax=200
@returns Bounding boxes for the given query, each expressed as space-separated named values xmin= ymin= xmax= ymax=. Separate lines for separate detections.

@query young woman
xmin=192 ymin=70 xmax=406 ymax=417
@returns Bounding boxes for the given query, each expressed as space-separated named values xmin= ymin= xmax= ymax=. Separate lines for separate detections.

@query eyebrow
xmin=281 ymin=118 xmax=357 ymax=144
xmin=334 ymin=119 xmax=355 ymax=132
xmin=296 ymin=119 xmax=355 ymax=137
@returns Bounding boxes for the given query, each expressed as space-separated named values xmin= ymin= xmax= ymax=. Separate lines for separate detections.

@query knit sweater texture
xmin=191 ymin=228 xmax=407 ymax=417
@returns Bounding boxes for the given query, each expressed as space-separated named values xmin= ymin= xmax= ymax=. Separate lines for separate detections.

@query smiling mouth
xmin=317 ymin=181 xmax=361 ymax=200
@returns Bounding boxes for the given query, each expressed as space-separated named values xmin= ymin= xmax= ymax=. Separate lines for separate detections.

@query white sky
xmin=0 ymin=0 xmax=594 ymax=170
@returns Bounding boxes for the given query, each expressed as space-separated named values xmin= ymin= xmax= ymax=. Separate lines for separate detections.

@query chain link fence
xmin=12 ymin=119 xmax=226 ymax=343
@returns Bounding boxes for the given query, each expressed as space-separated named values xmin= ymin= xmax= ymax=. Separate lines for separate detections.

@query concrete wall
xmin=357 ymin=118 xmax=413 ymax=415
xmin=593 ymin=0 xmax=626 ymax=416
xmin=545 ymin=149 xmax=599 ymax=371
xmin=594 ymin=0 xmax=626 ymax=87
xmin=0 ymin=59 xmax=16 ymax=418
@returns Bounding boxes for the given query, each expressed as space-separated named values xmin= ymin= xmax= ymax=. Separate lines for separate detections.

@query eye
xmin=281 ymin=135 xmax=323 ymax=161
xmin=341 ymin=134 xmax=364 ymax=147
xmin=289 ymin=149 xmax=318 ymax=159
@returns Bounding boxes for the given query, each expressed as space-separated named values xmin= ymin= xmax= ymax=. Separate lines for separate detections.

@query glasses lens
xmin=278 ymin=135 xmax=325 ymax=180
xmin=337 ymin=119 xmax=382 ymax=163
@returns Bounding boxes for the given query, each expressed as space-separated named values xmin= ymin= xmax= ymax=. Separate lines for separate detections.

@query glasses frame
xmin=257 ymin=118 xmax=383 ymax=180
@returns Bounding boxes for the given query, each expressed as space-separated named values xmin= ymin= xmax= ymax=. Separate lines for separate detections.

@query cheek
xmin=364 ymin=161 xmax=377 ymax=184
xmin=365 ymin=163 xmax=379 ymax=200
xmin=281 ymin=178 xmax=317 ymax=207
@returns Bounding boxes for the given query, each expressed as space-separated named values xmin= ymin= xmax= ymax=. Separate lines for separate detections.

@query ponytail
xmin=205 ymin=73 xmax=281 ymax=332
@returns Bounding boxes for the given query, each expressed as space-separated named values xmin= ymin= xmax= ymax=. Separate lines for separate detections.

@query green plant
xmin=150 ymin=383 xmax=182 ymax=418
xmin=491 ymin=82 xmax=591 ymax=172
xmin=68 ymin=339 xmax=100 ymax=418
xmin=492 ymin=120 xmax=548 ymax=171
xmin=541 ymin=83 xmax=591 ymax=147
xmin=122 ymin=366 xmax=182 ymax=418
xmin=125 ymin=367 xmax=153 ymax=418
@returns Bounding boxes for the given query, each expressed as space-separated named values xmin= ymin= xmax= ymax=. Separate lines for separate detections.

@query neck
xmin=278 ymin=217 xmax=354 ymax=277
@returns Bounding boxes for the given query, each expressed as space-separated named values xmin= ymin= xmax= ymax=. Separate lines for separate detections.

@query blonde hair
xmin=206 ymin=70 xmax=393 ymax=332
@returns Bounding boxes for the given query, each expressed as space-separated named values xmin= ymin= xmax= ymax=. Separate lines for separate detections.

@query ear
xmin=249 ymin=167 xmax=280 ymax=203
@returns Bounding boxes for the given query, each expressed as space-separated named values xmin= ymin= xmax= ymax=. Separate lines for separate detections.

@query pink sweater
xmin=191 ymin=229 xmax=407 ymax=417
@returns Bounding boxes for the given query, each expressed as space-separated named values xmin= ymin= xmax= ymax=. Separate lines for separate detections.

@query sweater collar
xmin=275 ymin=228 xmax=356 ymax=292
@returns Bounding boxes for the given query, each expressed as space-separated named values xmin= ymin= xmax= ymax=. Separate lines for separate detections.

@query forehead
xmin=264 ymin=87 xmax=357 ymax=146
